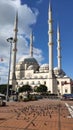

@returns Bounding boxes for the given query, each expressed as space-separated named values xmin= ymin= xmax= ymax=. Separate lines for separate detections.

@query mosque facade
xmin=10 ymin=4 xmax=73 ymax=95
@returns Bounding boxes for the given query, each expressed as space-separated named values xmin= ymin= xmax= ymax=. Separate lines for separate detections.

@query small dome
xmin=54 ymin=67 xmax=66 ymax=77
xmin=40 ymin=64 xmax=49 ymax=70
xmin=54 ymin=67 xmax=59 ymax=70
xmin=64 ymin=75 xmax=68 ymax=78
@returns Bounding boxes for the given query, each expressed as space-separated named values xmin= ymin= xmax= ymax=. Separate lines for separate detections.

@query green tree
xmin=19 ymin=84 xmax=32 ymax=99
xmin=0 ymin=84 xmax=12 ymax=95
xmin=0 ymin=84 xmax=7 ymax=94
xmin=19 ymin=84 xmax=32 ymax=93
xmin=35 ymin=84 xmax=47 ymax=94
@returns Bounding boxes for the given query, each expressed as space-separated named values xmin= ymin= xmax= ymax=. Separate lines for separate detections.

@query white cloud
xmin=0 ymin=0 xmax=44 ymax=84
xmin=37 ymin=0 xmax=43 ymax=4
xmin=33 ymin=48 xmax=44 ymax=63
xmin=9 ymin=0 xmax=21 ymax=8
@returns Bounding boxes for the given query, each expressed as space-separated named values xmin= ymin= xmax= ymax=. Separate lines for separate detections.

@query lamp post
xmin=6 ymin=37 xmax=13 ymax=101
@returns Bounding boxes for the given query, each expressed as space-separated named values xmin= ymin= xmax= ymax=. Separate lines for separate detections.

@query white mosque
xmin=10 ymin=3 xmax=73 ymax=95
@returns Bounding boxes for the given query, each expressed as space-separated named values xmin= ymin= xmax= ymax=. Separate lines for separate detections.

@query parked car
xmin=61 ymin=94 xmax=73 ymax=100
xmin=0 ymin=93 xmax=6 ymax=106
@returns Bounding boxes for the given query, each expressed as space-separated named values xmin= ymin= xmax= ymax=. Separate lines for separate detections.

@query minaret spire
xmin=12 ymin=10 xmax=18 ymax=90
xmin=49 ymin=1 xmax=52 ymax=12
xmin=57 ymin=25 xmax=61 ymax=70
xmin=30 ymin=31 xmax=33 ymax=57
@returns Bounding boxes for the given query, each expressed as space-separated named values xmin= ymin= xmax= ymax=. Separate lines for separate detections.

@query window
xmin=44 ymin=81 xmax=46 ymax=85
xmin=40 ymin=76 xmax=43 ymax=78
xmin=31 ymin=81 xmax=34 ymax=85
xmin=26 ymin=81 xmax=29 ymax=85
xmin=38 ymin=81 xmax=40 ymax=84
xmin=65 ymin=89 xmax=68 ymax=93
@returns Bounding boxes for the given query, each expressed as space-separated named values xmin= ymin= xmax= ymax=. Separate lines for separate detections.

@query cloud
xmin=37 ymin=0 xmax=43 ymax=4
xmin=18 ymin=4 xmax=39 ymax=36
xmin=0 ymin=0 xmax=44 ymax=84
xmin=33 ymin=48 xmax=44 ymax=64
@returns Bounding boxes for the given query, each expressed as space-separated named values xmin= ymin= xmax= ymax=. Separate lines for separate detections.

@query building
xmin=10 ymin=3 xmax=73 ymax=95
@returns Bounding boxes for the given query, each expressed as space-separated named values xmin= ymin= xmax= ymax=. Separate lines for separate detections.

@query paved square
xmin=0 ymin=99 xmax=73 ymax=130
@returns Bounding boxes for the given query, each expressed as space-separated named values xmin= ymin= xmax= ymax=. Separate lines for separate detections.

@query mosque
xmin=9 ymin=3 xmax=73 ymax=95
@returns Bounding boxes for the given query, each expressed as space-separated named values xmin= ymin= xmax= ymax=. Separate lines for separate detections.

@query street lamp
xmin=6 ymin=37 xmax=13 ymax=101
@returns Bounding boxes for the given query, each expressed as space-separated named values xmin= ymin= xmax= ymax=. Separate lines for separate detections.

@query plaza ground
xmin=0 ymin=99 xmax=73 ymax=130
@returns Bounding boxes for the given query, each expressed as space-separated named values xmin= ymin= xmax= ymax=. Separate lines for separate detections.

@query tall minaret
xmin=48 ymin=3 xmax=57 ymax=94
xmin=57 ymin=25 xmax=61 ymax=70
xmin=30 ymin=32 xmax=33 ymax=57
xmin=48 ymin=3 xmax=53 ymax=78
xmin=12 ymin=10 xmax=18 ymax=90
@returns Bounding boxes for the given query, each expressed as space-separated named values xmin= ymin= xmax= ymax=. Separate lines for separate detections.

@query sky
xmin=0 ymin=0 xmax=73 ymax=84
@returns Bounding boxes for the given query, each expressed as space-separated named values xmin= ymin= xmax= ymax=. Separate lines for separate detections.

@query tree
xmin=0 ymin=84 xmax=7 ymax=94
xmin=0 ymin=84 xmax=12 ymax=95
xmin=19 ymin=84 xmax=32 ymax=99
xmin=19 ymin=84 xmax=32 ymax=93
xmin=35 ymin=84 xmax=47 ymax=94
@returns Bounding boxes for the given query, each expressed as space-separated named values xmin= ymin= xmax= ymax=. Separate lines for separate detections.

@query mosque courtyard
xmin=0 ymin=99 xmax=73 ymax=130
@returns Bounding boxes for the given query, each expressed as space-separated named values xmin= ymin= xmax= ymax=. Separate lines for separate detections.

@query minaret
xmin=48 ymin=3 xmax=57 ymax=94
xmin=57 ymin=25 xmax=61 ymax=70
xmin=12 ymin=10 xmax=18 ymax=90
xmin=30 ymin=32 xmax=33 ymax=57
xmin=48 ymin=3 xmax=53 ymax=78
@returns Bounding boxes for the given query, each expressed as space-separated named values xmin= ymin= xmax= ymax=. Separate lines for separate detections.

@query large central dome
xmin=19 ymin=55 xmax=38 ymax=64
xmin=18 ymin=55 xmax=39 ymax=71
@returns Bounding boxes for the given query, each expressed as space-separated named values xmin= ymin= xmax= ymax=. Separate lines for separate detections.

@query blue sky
xmin=20 ymin=0 xmax=73 ymax=78
xmin=0 ymin=0 xmax=73 ymax=84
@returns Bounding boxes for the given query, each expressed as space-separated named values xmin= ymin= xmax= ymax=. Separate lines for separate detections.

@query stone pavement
xmin=0 ymin=99 xmax=73 ymax=130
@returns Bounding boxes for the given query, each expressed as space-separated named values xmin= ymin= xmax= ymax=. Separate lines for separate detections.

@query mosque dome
xmin=18 ymin=55 xmax=39 ymax=71
xmin=19 ymin=55 xmax=38 ymax=64
xmin=39 ymin=63 xmax=49 ymax=72
xmin=40 ymin=64 xmax=49 ymax=69
xmin=54 ymin=67 xmax=66 ymax=77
